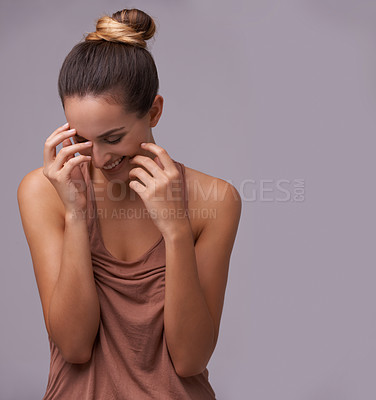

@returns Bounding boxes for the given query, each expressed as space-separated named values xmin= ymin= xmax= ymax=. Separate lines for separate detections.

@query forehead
xmin=64 ymin=95 xmax=126 ymax=122
xmin=64 ymin=95 xmax=138 ymax=137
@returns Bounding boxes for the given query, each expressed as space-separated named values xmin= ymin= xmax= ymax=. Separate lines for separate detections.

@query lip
xmin=101 ymin=156 xmax=127 ymax=173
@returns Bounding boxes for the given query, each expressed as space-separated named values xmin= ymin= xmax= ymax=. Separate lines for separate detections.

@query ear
xmin=148 ymin=95 xmax=164 ymax=127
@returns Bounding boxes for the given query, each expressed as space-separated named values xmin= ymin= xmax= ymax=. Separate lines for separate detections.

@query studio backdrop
xmin=1 ymin=0 xmax=375 ymax=399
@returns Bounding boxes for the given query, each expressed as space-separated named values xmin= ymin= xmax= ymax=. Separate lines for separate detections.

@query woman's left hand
xmin=128 ymin=143 xmax=189 ymax=238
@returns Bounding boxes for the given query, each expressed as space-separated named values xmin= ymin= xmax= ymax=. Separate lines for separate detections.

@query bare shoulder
xmin=17 ymin=167 xmax=65 ymax=219
xmin=18 ymin=167 xmax=45 ymax=193
xmin=183 ymin=165 xmax=242 ymax=237
xmin=17 ymin=167 xmax=67 ymax=340
xmin=183 ymin=164 xmax=242 ymax=208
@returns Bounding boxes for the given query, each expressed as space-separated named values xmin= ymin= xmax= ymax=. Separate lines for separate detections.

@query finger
xmin=130 ymin=155 xmax=164 ymax=178
xmin=62 ymin=138 xmax=74 ymax=162
xmin=140 ymin=143 xmax=174 ymax=171
xmin=129 ymin=167 xmax=154 ymax=186
xmin=48 ymin=129 xmax=77 ymax=150
xmin=154 ymin=156 xmax=164 ymax=170
xmin=44 ymin=128 xmax=76 ymax=166
xmin=52 ymin=141 xmax=93 ymax=172
xmin=48 ymin=122 xmax=70 ymax=140
xmin=129 ymin=179 xmax=147 ymax=194
xmin=44 ymin=122 xmax=70 ymax=146
xmin=61 ymin=154 xmax=92 ymax=176
xmin=62 ymin=138 xmax=72 ymax=146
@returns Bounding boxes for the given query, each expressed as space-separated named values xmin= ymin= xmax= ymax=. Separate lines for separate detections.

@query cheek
xmin=121 ymin=140 xmax=142 ymax=156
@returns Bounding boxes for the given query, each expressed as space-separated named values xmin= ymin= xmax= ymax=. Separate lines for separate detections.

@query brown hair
xmin=58 ymin=9 xmax=159 ymax=119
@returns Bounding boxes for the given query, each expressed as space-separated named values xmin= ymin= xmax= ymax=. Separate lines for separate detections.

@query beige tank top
xmin=42 ymin=159 xmax=217 ymax=399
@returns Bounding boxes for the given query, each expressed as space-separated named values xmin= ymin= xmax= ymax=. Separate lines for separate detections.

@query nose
xmin=88 ymin=143 xmax=112 ymax=169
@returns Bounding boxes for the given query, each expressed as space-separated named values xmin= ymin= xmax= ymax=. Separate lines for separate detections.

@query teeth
xmin=103 ymin=156 xmax=125 ymax=170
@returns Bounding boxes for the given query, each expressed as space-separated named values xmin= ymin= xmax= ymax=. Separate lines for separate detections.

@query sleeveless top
xmin=42 ymin=159 xmax=217 ymax=400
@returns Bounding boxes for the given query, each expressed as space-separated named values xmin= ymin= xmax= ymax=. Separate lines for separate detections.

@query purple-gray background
xmin=2 ymin=0 xmax=375 ymax=399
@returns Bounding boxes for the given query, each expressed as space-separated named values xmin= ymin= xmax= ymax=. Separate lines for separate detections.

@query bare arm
xmin=164 ymin=226 xmax=215 ymax=378
xmin=17 ymin=169 xmax=100 ymax=363
xmin=49 ymin=211 xmax=100 ymax=363
xmin=163 ymin=179 xmax=242 ymax=377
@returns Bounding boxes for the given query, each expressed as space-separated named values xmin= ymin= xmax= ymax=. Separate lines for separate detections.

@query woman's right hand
xmin=43 ymin=122 xmax=93 ymax=215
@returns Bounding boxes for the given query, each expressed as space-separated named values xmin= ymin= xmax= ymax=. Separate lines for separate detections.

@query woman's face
xmin=64 ymin=94 xmax=163 ymax=181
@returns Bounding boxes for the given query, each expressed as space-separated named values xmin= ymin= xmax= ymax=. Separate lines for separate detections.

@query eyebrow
xmin=97 ymin=127 xmax=126 ymax=138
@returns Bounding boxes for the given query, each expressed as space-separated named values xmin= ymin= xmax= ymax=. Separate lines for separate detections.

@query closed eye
xmin=75 ymin=135 xmax=123 ymax=145
xmin=105 ymin=137 xmax=121 ymax=144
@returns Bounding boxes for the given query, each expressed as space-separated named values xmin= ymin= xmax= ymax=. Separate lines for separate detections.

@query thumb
xmin=71 ymin=161 xmax=87 ymax=193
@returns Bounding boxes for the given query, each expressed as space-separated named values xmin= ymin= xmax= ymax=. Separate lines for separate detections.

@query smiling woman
xmin=16 ymin=7 xmax=241 ymax=400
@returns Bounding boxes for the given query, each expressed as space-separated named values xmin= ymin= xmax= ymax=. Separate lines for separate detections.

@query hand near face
xmin=43 ymin=122 xmax=93 ymax=215
xmin=128 ymin=143 xmax=189 ymax=238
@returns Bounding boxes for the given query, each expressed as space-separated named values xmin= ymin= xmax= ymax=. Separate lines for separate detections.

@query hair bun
xmin=85 ymin=9 xmax=156 ymax=48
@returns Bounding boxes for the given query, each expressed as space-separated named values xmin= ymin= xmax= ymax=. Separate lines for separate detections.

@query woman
xmin=17 ymin=8 xmax=241 ymax=399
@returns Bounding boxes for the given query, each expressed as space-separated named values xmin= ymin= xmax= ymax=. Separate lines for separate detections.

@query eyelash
xmin=105 ymin=138 xmax=121 ymax=144
xmin=76 ymin=137 xmax=122 ymax=145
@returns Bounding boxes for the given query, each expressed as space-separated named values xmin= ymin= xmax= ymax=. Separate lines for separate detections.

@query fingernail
xmin=63 ymin=122 xmax=69 ymax=128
